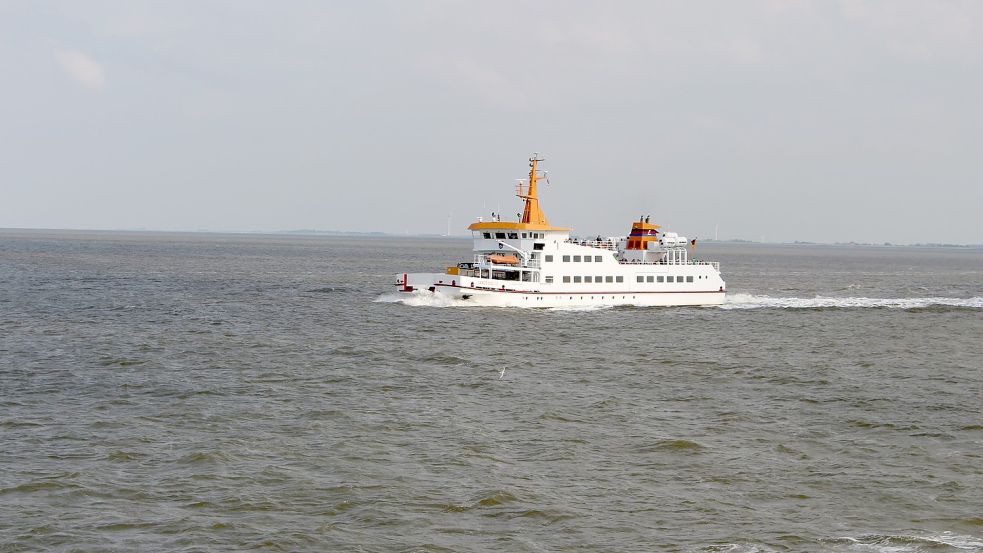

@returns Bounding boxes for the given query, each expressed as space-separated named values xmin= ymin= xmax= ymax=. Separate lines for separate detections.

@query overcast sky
xmin=2 ymin=1 xmax=982 ymax=243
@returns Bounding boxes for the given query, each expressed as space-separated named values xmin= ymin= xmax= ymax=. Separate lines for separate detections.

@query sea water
xmin=1 ymin=230 xmax=981 ymax=552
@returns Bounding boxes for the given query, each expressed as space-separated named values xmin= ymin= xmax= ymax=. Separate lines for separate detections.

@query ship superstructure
xmin=395 ymin=155 xmax=726 ymax=307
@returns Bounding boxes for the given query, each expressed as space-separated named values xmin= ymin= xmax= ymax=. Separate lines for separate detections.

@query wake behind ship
xmin=395 ymin=155 xmax=726 ymax=307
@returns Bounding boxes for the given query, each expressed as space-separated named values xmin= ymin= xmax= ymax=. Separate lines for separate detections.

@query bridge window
xmin=545 ymin=255 xmax=553 ymax=262
xmin=616 ymin=276 xmax=624 ymax=283
xmin=495 ymin=232 xmax=506 ymax=239
xmin=563 ymin=276 xmax=571 ymax=283
xmin=482 ymin=232 xmax=491 ymax=239
xmin=508 ymin=233 xmax=518 ymax=239
xmin=521 ymin=233 xmax=527 ymax=238
xmin=562 ymin=255 xmax=570 ymax=262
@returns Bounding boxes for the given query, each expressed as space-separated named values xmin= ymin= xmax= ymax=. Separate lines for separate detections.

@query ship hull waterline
xmin=398 ymin=273 xmax=726 ymax=308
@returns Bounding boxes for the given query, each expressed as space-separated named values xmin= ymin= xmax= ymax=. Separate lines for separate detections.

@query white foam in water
xmin=932 ymin=532 xmax=983 ymax=551
xmin=376 ymin=291 xmax=983 ymax=310
xmin=546 ymin=304 xmax=614 ymax=312
xmin=721 ymin=293 xmax=983 ymax=310
xmin=374 ymin=291 xmax=462 ymax=308
xmin=701 ymin=544 xmax=779 ymax=553
xmin=833 ymin=532 xmax=983 ymax=552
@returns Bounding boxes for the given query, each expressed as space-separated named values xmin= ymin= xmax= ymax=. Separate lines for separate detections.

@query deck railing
xmin=564 ymin=239 xmax=618 ymax=251
xmin=619 ymin=260 xmax=720 ymax=271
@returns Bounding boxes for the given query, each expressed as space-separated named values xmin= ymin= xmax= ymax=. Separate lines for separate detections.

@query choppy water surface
xmin=1 ymin=230 xmax=981 ymax=552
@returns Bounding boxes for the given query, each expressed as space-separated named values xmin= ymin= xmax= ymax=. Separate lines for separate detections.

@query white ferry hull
xmin=398 ymin=272 xmax=726 ymax=308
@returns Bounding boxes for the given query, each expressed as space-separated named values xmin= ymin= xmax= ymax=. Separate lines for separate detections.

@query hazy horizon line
xmin=2 ymin=226 xmax=981 ymax=249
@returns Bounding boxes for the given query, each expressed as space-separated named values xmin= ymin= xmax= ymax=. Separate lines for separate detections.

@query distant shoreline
xmin=0 ymin=227 xmax=980 ymax=249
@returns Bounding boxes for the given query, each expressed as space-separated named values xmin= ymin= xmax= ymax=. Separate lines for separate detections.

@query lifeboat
xmin=486 ymin=253 xmax=520 ymax=265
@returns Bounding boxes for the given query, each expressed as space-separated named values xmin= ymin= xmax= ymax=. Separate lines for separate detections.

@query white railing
xmin=564 ymin=238 xmax=618 ymax=251
xmin=619 ymin=260 xmax=720 ymax=271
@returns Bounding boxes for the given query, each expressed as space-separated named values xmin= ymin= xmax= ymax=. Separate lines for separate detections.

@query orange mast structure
xmin=518 ymin=154 xmax=549 ymax=226
xmin=467 ymin=154 xmax=568 ymax=232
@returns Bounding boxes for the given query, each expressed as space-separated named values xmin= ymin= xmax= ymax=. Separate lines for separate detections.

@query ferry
xmin=395 ymin=155 xmax=726 ymax=307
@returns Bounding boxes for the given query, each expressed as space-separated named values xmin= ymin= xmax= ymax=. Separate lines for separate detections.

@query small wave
xmin=721 ymin=293 xmax=983 ymax=310
xmin=418 ymin=354 xmax=471 ymax=366
xmin=636 ymin=438 xmax=705 ymax=453
xmin=438 ymin=490 xmax=518 ymax=513
xmin=477 ymin=491 xmax=518 ymax=507
xmin=176 ymin=451 xmax=230 ymax=464
xmin=96 ymin=521 xmax=157 ymax=532
xmin=0 ymin=481 xmax=80 ymax=496
xmin=538 ymin=413 xmax=584 ymax=423
xmin=107 ymin=451 xmax=144 ymax=462
xmin=99 ymin=357 xmax=146 ymax=367
xmin=0 ymin=420 xmax=43 ymax=429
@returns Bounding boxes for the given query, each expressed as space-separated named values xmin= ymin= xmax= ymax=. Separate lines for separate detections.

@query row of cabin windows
xmin=482 ymin=232 xmax=545 ymax=239
xmin=636 ymin=275 xmax=695 ymax=283
xmin=558 ymin=276 xmax=625 ymax=284
xmin=545 ymin=255 xmax=604 ymax=263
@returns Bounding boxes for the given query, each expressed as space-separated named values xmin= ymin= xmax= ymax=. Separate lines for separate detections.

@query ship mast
xmin=518 ymin=154 xmax=550 ymax=225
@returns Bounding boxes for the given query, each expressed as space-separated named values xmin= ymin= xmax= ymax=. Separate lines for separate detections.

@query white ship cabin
xmin=461 ymin=220 xmax=570 ymax=283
